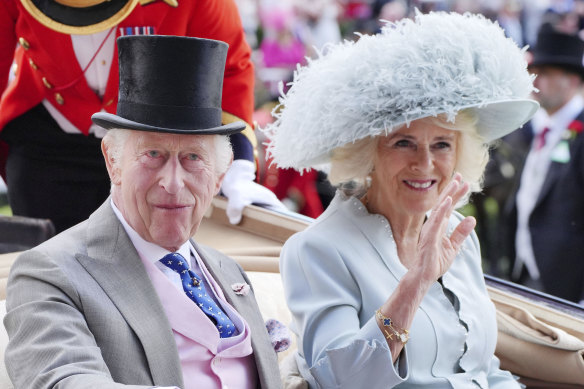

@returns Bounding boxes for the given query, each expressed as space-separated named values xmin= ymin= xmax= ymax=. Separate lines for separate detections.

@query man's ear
xmin=214 ymin=155 xmax=233 ymax=195
xmin=102 ymin=140 xmax=121 ymax=185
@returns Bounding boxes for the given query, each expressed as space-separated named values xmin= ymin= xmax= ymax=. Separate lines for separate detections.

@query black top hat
xmin=530 ymin=23 xmax=584 ymax=78
xmin=92 ymin=35 xmax=245 ymax=135
xmin=20 ymin=0 xmax=140 ymax=35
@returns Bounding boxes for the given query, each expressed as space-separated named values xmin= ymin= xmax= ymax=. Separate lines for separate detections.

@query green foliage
xmin=0 ymin=204 xmax=12 ymax=216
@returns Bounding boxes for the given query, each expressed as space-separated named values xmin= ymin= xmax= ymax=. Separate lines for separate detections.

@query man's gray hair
xmin=103 ymin=128 xmax=232 ymax=177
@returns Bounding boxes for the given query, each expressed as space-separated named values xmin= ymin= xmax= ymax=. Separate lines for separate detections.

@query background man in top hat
xmin=3 ymin=35 xmax=281 ymax=389
xmin=0 ymin=0 xmax=283 ymax=233
xmin=505 ymin=22 xmax=584 ymax=305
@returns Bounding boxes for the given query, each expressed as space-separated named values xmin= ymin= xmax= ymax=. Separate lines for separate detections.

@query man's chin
xmin=150 ymin=229 xmax=191 ymax=251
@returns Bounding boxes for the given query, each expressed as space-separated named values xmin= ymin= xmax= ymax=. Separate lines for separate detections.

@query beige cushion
xmin=495 ymin=300 xmax=584 ymax=386
xmin=247 ymin=271 xmax=296 ymax=363
xmin=0 ymin=252 xmax=19 ymax=301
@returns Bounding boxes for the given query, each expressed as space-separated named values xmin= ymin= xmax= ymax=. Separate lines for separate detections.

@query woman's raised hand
xmin=414 ymin=173 xmax=476 ymax=283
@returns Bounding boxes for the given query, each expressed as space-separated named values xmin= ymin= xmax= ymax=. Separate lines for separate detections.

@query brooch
xmin=231 ymin=282 xmax=250 ymax=296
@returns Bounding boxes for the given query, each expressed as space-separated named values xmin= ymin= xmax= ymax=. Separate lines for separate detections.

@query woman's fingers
xmin=425 ymin=173 xmax=472 ymax=246
xmin=451 ymin=178 xmax=470 ymax=208
xmin=437 ymin=173 xmax=462 ymax=205
xmin=437 ymin=173 xmax=470 ymax=217
xmin=449 ymin=216 xmax=477 ymax=249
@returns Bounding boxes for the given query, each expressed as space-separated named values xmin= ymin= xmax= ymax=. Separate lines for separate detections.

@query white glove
xmin=221 ymin=159 xmax=288 ymax=224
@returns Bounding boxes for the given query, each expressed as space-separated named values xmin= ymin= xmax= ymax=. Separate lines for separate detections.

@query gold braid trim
xmin=20 ymin=0 xmax=140 ymax=35
xmin=139 ymin=0 xmax=178 ymax=6
xmin=54 ymin=0 xmax=109 ymax=7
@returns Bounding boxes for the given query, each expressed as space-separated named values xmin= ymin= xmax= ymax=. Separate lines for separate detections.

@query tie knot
xmin=535 ymin=127 xmax=550 ymax=151
xmin=160 ymin=252 xmax=189 ymax=273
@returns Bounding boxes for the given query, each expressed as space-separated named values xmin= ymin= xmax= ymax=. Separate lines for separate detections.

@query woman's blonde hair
xmin=328 ymin=110 xmax=490 ymax=205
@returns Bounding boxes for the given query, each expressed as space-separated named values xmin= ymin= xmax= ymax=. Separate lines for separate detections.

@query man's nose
xmin=159 ymin=158 xmax=185 ymax=194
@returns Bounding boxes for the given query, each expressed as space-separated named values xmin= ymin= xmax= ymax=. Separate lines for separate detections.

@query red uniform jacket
xmin=0 ymin=0 xmax=255 ymax=177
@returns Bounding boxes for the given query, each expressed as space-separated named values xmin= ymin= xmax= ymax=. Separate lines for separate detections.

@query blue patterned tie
xmin=160 ymin=252 xmax=236 ymax=338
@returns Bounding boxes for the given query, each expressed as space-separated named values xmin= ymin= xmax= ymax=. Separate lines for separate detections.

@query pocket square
xmin=265 ymin=318 xmax=291 ymax=353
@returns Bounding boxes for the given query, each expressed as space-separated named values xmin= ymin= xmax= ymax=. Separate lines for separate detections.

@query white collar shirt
xmin=42 ymin=30 xmax=115 ymax=137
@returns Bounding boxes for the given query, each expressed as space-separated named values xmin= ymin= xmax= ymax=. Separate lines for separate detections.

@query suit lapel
xmin=194 ymin=242 xmax=281 ymax=389
xmin=535 ymin=112 xmax=584 ymax=208
xmin=76 ymin=200 xmax=183 ymax=387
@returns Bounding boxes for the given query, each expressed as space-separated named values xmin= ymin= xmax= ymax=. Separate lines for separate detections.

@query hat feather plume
xmin=263 ymin=11 xmax=536 ymax=171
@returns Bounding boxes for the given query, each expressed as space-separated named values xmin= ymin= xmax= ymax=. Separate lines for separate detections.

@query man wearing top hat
xmin=0 ymin=0 xmax=284 ymax=233
xmin=505 ymin=23 xmax=584 ymax=305
xmin=3 ymin=35 xmax=282 ymax=389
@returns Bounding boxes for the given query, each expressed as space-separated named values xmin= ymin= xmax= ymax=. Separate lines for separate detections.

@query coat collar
xmin=76 ymin=199 xmax=184 ymax=387
xmin=535 ymin=110 xmax=584 ymax=207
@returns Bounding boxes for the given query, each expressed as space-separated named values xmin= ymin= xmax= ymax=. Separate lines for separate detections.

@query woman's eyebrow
xmin=434 ymin=135 xmax=456 ymax=141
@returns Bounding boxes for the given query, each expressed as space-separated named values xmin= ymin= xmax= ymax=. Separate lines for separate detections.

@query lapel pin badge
xmin=231 ymin=282 xmax=250 ymax=296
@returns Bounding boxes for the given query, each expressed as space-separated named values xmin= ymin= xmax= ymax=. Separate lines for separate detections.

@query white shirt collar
xmin=532 ymin=94 xmax=584 ymax=134
xmin=110 ymin=199 xmax=191 ymax=266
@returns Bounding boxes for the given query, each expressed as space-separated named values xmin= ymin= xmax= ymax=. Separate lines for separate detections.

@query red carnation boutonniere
xmin=563 ymin=120 xmax=584 ymax=141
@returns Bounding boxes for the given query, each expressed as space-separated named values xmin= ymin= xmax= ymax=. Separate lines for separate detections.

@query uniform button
xmin=55 ymin=93 xmax=64 ymax=105
xmin=28 ymin=59 xmax=38 ymax=70
xmin=104 ymin=98 xmax=114 ymax=107
xmin=18 ymin=37 xmax=30 ymax=50
xmin=101 ymin=60 xmax=107 ymax=66
xmin=42 ymin=77 xmax=52 ymax=89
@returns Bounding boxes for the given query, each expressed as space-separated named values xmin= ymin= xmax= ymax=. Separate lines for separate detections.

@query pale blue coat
xmin=280 ymin=192 xmax=520 ymax=389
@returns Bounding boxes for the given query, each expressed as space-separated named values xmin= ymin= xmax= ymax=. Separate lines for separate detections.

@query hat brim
xmin=388 ymin=99 xmax=539 ymax=142
xmin=20 ymin=0 xmax=139 ymax=35
xmin=529 ymin=57 xmax=584 ymax=78
xmin=468 ymin=98 xmax=540 ymax=142
xmin=298 ymin=99 xmax=540 ymax=170
xmin=91 ymin=112 xmax=246 ymax=135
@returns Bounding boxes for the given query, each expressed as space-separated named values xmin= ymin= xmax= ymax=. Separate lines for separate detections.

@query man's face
xmin=531 ymin=65 xmax=581 ymax=114
xmin=106 ymin=131 xmax=225 ymax=251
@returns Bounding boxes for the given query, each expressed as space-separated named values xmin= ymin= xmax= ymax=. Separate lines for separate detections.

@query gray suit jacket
xmin=3 ymin=200 xmax=281 ymax=389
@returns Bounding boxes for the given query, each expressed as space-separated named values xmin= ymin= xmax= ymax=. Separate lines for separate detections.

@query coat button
xmin=42 ymin=77 xmax=53 ymax=89
xmin=18 ymin=37 xmax=30 ymax=50
xmin=28 ymin=59 xmax=38 ymax=70
xmin=55 ymin=93 xmax=64 ymax=105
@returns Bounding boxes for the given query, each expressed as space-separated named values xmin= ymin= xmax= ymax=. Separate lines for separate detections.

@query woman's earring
xmin=365 ymin=175 xmax=372 ymax=189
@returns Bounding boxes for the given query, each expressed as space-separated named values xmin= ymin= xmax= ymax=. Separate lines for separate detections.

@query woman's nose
xmin=412 ymin=147 xmax=433 ymax=171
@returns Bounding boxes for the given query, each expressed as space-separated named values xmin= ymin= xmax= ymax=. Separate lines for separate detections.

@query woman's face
xmin=370 ymin=119 xmax=459 ymax=218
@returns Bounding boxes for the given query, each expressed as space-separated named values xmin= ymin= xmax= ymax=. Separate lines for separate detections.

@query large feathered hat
xmin=264 ymin=11 xmax=539 ymax=171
